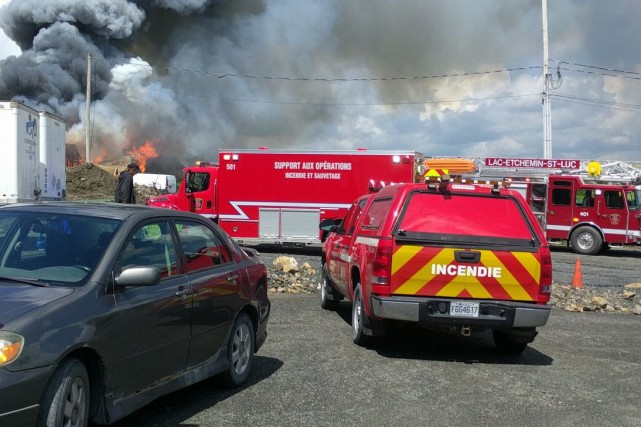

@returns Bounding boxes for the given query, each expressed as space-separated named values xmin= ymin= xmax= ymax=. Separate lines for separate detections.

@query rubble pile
xmin=550 ymin=283 xmax=641 ymax=314
xmin=66 ymin=163 xmax=162 ymax=203
xmin=268 ymin=256 xmax=322 ymax=294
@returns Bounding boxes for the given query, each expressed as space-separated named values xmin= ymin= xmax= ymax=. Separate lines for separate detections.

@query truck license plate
xmin=449 ymin=301 xmax=479 ymax=317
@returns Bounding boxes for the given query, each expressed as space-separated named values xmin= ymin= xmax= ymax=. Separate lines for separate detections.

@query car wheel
xmin=321 ymin=266 xmax=340 ymax=311
xmin=351 ymin=284 xmax=371 ymax=347
xmin=220 ymin=313 xmax=254 ymax=387
xmin=37 ymin=358 xmax=90 ymax=427
xmin=492 ymin=331 xmax=528 ymax=355
xmin=570 ymin=226 xmax=602 ymax=255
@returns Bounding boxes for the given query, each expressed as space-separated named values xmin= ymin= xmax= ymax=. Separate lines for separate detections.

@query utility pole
xmin=542 ymin=0 xmax=552 ymax=159
xmin=85 ymin=53 xmax=92 ymax=164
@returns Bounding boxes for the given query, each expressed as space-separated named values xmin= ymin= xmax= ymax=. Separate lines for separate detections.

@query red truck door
xmin=545 ymin=177 xmax=576 ymax=239
xmin=594 ymin=188 xmax=628 ymax=244
xmin=184 ymin=169 xmax=217 ymax=218
xmin=326 ymin=196 xmax=368 ymax=296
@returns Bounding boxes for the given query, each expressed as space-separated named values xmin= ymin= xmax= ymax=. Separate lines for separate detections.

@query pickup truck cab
xmin=320 ymin=177 xmax=552 ymax=353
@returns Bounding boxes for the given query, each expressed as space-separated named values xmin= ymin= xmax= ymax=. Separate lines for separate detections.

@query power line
xmin=102 ymin=57 xmax=641 ymax=110
xmin=552 ymin=59 xmax=641 ymax=77
xmin=552 ymin=59 xmax=641 ymax=81
xmin=105 ymin=58 xmax=540 ymax=82
xmin=220 ymin=93 xmax=533 ymax=106
xmin=552 ymin=93 xmax=641 ymax=111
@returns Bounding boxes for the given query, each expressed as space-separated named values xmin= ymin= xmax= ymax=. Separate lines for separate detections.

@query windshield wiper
xmin=0 ymin=276 xmax=50 ymax=287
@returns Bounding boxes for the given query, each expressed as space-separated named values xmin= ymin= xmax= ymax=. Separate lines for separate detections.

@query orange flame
xmin=128 ymin=139 xmax=159 ymax=172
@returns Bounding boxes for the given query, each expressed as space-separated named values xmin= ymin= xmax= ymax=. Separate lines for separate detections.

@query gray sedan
xmin=0 ymin=202 xmax=270 ymax=426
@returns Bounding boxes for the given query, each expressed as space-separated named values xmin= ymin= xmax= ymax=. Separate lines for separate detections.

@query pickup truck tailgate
xmin=389 ymin=189 xmax=543 ymax=302
xmin=391 ymin=246 xmax=542 ymax=302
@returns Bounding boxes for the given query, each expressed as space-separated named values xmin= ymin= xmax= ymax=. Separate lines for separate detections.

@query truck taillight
xmin=371 ymin=238 xmax=392 ymax=296
xmin=538 ymin=246 xmax=552 ymax=304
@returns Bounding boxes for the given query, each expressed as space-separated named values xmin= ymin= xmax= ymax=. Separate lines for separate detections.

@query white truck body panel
xmin=0 ymin=101 xmax=40 ymax=203
xmin=134 ymin=173 xmax=177 ymax=193
xmin=39 ymin=111 xmax=66 ymax=200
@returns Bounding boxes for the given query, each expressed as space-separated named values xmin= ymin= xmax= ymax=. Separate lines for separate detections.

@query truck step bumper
xmin=370 ymin=296 xmax=550 ymax=328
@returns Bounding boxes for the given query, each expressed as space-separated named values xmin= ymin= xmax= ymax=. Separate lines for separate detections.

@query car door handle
xmin=175 ymin=286 xmax=190 ymax=297
xmin=227 ymin=275 xmax=239 ymax=284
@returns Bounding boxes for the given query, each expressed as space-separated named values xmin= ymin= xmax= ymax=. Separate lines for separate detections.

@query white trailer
xmin=39 ymin=110 xmax=66 ymax=200
xmin=0 ymin=101 xmax=40 ymax=203
xmin=133 ymin=173 xmax=177 ymax=194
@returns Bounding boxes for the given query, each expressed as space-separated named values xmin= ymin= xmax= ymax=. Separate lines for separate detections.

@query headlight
xmin=0 ymin=332 xmax=24 ymax=366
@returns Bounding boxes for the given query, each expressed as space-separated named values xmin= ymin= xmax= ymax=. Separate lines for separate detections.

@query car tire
xmin=219 ymin=313 xmax=255 ymax=387
xmin=351 ymin=284 xmax=371 ymax=347
xmin=321 ymin=266 xmax=340 ymax=311
xmin=37 ymin=358 xmax=90 ymax=427
xmin=492 ymin=331 xmax=528 ymax=355
xmin=570 ymin=226 xmax=602 ymax=255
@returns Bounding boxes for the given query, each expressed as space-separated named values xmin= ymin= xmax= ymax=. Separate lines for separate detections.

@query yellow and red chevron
xmin=391 ymin=246 xmax=541 ymax=301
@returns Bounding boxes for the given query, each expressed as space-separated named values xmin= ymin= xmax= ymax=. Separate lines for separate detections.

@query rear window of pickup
xmin=397 ymin=191 xmax=536 ymax=245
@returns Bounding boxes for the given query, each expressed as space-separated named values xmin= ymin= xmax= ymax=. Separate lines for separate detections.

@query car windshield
xmin=0 ymin=211 xmax=121 ymax=286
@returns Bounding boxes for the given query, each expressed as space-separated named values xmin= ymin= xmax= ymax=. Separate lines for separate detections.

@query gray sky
xmin=0 ymin=0 xmax=640 ymax=165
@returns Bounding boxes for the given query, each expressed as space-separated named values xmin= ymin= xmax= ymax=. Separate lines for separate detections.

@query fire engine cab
xmin=467 ymin=158 xmax=641 ymax=255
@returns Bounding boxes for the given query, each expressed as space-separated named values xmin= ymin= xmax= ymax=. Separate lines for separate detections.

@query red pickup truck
xmin=320 ymin=177 xmax=552 ymax=353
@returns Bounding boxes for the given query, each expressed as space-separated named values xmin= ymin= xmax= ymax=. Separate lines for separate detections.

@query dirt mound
xmin=66 ymin=163 xmax=162 ymax=203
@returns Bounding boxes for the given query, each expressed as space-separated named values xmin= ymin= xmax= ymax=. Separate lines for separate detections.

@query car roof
xmin=0 ymin=201 xmax=205 ymax=222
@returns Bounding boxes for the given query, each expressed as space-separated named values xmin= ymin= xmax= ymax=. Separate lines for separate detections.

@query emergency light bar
xmin=425 ymin=175 xmax=511 ymax=191
xmin=195 ymin=160 xmax=217 ymax=166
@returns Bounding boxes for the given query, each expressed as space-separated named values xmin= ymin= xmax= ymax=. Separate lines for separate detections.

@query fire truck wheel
xmin=321 ymin=266 xmax=340 ymax=311
xmin=570 ymin=226 xmax=603 ymax=255
xmin=351 ymin=284 xmax=372 ymax=347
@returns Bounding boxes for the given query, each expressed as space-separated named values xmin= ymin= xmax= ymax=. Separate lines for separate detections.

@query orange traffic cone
xmin=571 ymin=258 xmax=583 ymax=289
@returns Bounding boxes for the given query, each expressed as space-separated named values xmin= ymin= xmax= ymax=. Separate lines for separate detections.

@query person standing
xmin=115 ymin=162 xmax=140 ymax=203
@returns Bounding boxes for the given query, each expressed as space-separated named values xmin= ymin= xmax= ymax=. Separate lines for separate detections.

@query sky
xmin=0 ymin=0 xmax=640 ymax=166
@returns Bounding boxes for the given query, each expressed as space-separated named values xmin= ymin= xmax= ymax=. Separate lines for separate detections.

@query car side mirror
xmin=115 ymin=267 xmax=161 ymax=287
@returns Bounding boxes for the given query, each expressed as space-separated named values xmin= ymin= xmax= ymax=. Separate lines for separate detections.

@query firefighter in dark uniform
xmin=115 ymin=163 xmax=140 ymax=204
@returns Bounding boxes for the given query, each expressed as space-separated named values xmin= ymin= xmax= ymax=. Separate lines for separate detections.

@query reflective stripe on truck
xmin=391 ymin=246 xmax=541 ymax=301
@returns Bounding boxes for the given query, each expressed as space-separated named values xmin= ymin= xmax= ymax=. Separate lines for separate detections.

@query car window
xmin=117 ymin=221 xmax=178 ymax=279
xmin=0 ymin=211 xmax=121 ymax=285
xmin=174 ymin=221 xmax=231 ymax=273
xmin=398 ymin=192 xmax=534 ymax=240
xmin=552 ymin=188 xmax=571 ymax=206
xmin=187 ymin=172 xmax=210 ymax=192
xmin=339 ymin=198 xmax=368 ymax=235
xmin=605 ymin=190 xmax=624 ymax=209
xmin=576 ymin=189 xmax=594 ymax=207
xmin=360 ymin=197 xmax=392 ymax=231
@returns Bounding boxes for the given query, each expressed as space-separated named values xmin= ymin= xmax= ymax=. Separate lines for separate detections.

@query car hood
xmin=0 ymin=284 xmax=74 ymax=323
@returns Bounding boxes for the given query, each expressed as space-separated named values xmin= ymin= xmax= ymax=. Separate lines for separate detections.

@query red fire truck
xmin=147 ymin=149 xmax=423 ymax=247
xmin=466 ymin=158 xmax=641 ymax=255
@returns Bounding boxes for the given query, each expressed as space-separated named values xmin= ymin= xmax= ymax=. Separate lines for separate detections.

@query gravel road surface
xmin=109 ymin=290 xmax=641 ymax=427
